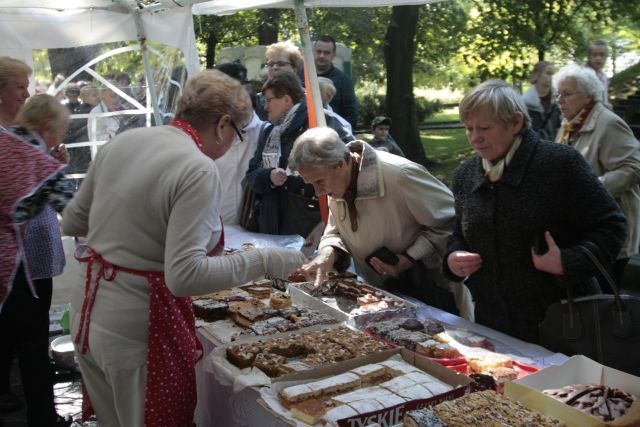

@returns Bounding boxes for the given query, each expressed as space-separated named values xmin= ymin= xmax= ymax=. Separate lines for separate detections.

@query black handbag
xmin=239 ymin=177 xmax=259 ymax=232
xmin=539 ymin=244 xmax=640 ymax=376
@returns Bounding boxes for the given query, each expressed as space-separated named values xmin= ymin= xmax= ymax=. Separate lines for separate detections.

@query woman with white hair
xmin=554 ymin=64 xmax=640 ymax=288
xmin=445 ymin=79 xmax=625 ymax=343
xmin=291 ymin=127 xmax=471 ymax=318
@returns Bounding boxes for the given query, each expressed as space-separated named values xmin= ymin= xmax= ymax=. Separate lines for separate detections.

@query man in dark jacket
xmin=314 ymin=35 xmax=359 ymax=128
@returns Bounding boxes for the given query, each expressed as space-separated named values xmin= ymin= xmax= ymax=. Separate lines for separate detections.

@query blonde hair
xmin=266 ymin=40 xmax=304 ymax=73
xmin=459 ymin=79 xmax=530 ymax=133
xmin=530 ymin=61 xmax=554 ymax=84
xmin=317 ymin=77 xmax=336 ymax=104
xmin=0 ymin=56 xmax=32 ymax=88
xmin=175 ymin=69 xmax=251 ymax=128
xmin=15 ymin=94 xmax=69 ymax=131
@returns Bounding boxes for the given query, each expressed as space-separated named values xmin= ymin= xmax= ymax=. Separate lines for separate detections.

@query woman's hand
xmin=369 ymin=254 xmax=413 ymax=279
xmin=51 ymin=143 xmax=69 ymax=164
xmin=532 ymin=231 xmax=564 ymax=275
xmin=270 ymin=168 xmax=287 ymax=186
xmin=447 ymin=251 xmax=482 ymax=277
xmin=299 ymin=246 xmax=336 ymax=287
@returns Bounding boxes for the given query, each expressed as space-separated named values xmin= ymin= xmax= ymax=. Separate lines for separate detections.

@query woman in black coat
xmin=246 ymin=70 xmax=352 ymax=237
xmin=444 ymin=79 xmax=626 ymax=343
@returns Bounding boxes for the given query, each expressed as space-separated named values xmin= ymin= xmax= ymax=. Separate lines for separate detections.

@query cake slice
xmin=280 ymin=383 xmax=316 ymax=408
xmin=379 ymin=359 xmax=421 ymax=376
xmin=349 ymin=363 xmax=390 ymax=386
xmin=290 ymin=398 xmax=326 ymax=425
xmin=322 ymin=405 xmax=358 ymax=426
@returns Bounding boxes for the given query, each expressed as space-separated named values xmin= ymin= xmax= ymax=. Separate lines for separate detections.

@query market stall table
xmin=193 ymin=297 xmax=567 ymax=427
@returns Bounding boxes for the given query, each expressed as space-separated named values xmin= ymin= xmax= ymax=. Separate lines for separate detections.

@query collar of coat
xmin=575 ymin=102 xmax=605 ymax=135
xmin=341 ymin=140 xmax=383 ymax=200
xmin=471 ymin=129 xmax=539 ymax=192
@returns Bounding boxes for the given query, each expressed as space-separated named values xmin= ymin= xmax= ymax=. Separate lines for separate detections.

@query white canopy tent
xmin=0 ymin=0 xmax=441 ymax=126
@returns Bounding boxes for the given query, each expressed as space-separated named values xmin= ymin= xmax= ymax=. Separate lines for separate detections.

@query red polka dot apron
xmin=74 ymin=121 xmax=221 ymax=426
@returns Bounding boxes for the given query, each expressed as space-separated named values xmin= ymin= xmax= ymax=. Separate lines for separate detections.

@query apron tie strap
xmin=73 ymin=246 xmax=117 ymax=354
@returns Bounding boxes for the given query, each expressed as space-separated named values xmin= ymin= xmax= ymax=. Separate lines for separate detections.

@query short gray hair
xmin=459 ymin=79 xmax=530 ymax=133
xmin=317 ymin=77 xmax=336 ymax=104
xmin=553 ymin=64 xmax=604 ymax=103
xmin=288 ymin=127 xmax=349 ymax=172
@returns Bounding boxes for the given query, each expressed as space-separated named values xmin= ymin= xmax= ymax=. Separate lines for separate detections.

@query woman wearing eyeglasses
xmin=255 ymin=40 xmax=305 ymax=121
xmin=247 ymin=70 xmax=353 ymax=244
xmin=554 ymin=64 xmax=640 ymax=288
xmin=61 ymin=70 xmax=306 ymax=427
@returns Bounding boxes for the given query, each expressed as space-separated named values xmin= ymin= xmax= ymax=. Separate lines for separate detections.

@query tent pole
xmin=131 ymin=7 xmax=164 ymax=126
xmin=294 ymin=0 xmax=326 ymax=127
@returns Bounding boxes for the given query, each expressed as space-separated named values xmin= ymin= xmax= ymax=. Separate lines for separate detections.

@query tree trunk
xmin=258 ymin=9 xmax=280 ymax=45
xmin=206 ymin=33 xmax=218 ymax=69
xmin=384 ymin=5 xmax=428 ymax=166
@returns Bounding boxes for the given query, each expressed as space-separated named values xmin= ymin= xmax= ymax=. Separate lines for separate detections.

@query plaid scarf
xmin=556 ymin=102 xmax=595 ymax=145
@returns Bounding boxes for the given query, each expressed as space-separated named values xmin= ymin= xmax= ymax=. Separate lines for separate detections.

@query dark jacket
xmin=319 ymin=66 xmax=359 ymax=128
xmin=246 ymin=100 xmax=353 ymax=236
xmin=443 ymin=130 xmax=626 ymax=343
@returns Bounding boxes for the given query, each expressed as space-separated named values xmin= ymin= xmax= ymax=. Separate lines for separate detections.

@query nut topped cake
xmin=432 ymin=390 xmax=564 ymax=426
xmin=225 ymin=327 xmax=392 ymax=377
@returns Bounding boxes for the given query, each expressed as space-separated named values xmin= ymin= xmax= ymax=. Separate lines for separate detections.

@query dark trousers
xmin=0 ymin=264 xmax=57 ymax=426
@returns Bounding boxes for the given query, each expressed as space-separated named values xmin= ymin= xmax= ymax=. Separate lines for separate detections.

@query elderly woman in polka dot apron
xmin=61 ymin=70 xmax=307 ymax=427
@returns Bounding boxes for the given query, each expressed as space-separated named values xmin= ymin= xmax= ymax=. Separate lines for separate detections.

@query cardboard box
xmin=288 ymin=282 xmax=416 ymax=329
xmin=208 ymin=324 xmax=398 ymax=391
xmin=504 ymin=355 xmax=640 ymax=426
xmin=258 ymin=347 xmax=473 ymax=427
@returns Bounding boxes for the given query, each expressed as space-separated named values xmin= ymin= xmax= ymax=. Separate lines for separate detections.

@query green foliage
xmin=356 ymin=82 xmax=442 ymax=126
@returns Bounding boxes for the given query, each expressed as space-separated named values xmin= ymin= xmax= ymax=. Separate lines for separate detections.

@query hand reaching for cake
xmin=299 ymin=246 xmax=336 ymax=287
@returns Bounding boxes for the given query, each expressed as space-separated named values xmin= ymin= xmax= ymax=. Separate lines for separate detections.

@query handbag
xmin=239 ymin=177 xmax=259 ymax=232
xmin=539 ymin=243 xmax=640 ymax=376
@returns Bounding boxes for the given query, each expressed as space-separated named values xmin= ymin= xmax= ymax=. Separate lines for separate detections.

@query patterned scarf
xmin=262 ymin=103 xmax=300 ymax=168
xmin=482 ymin=136 xmax=522 ymax=182
xmin=556 ymin=102 xmax=595 ymax=145
xmin=343 ymin=153 xmax=361 ymax=232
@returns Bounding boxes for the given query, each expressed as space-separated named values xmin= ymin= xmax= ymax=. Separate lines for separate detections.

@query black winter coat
xmin=444 ymin=130 xmax=626 ymax=343
xmin=246 ymin=100 xmax=353 ymax=236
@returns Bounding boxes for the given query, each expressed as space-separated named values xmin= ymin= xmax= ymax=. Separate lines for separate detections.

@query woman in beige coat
xmin=289 ymin=127 xmax=473 ymax=319
xmin=554 ymin=64 xmax=640 ymax=287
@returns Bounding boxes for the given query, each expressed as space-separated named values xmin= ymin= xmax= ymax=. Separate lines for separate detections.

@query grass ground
xmin=421 ymin=127 xmax=473 ymax=186
xmin=424 ymin=106 xmax=460 ymax=123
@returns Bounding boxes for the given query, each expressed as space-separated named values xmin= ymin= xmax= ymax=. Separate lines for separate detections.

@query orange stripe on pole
xmin=303 ymin=61 xmax=329 ymax=225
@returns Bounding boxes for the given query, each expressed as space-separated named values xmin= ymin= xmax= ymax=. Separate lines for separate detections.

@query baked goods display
xmin=430 ymin=390 xmax=564 ymax=426
xmin=194 ymin=285 xmax=338 ymax=342
xmin=543 ymin=384 xmax=637 ymax=422
xmin=367 ymin=317 xmax=462 ymax=359
xmin=225 ymin=327 xmax=392 ymax=377
xmin=278 ymin=359 xmax=453 ymax=425
xmin=403 ymin=408 xmax=447 ymax=427
xmin=291 ymin=278 xmax=411 ymax=320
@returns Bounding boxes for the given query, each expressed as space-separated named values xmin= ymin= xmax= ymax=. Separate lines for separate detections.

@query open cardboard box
xmin=504 ymin=355 xmax=640 ymax=427
xmin=288 ymin=282 xmax=416 ymax=329
xmin=207 ymin=323 xmax=399 ymax=391
xmin=258 ymin=347 xmax=473 ymax=427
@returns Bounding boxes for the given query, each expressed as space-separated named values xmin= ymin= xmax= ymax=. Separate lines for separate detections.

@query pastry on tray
xmin=543 ymin=384 xmax=637 ymax=422
xmin=432 ymin=390 xmax=564 ymax=426
xmin=269 ymin=292 xmax=292 ymax=308
xmin=403 ymin=407 xmax=447 ymax=427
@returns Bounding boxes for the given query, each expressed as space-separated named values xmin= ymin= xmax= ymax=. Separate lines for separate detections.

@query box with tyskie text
xmin=258 ymin=347 xmax=473 ymax=427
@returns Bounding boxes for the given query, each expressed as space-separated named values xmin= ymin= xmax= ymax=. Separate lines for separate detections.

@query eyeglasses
xmin=556 ymin=91 xmax=580 ymax=101
xmin=264 ymin=96 xmax=280 ymax=105
xmin=231 ymin=120 xmax=244 ymax=143
xmin=266 ymin=61 xmax=291 ymax=68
